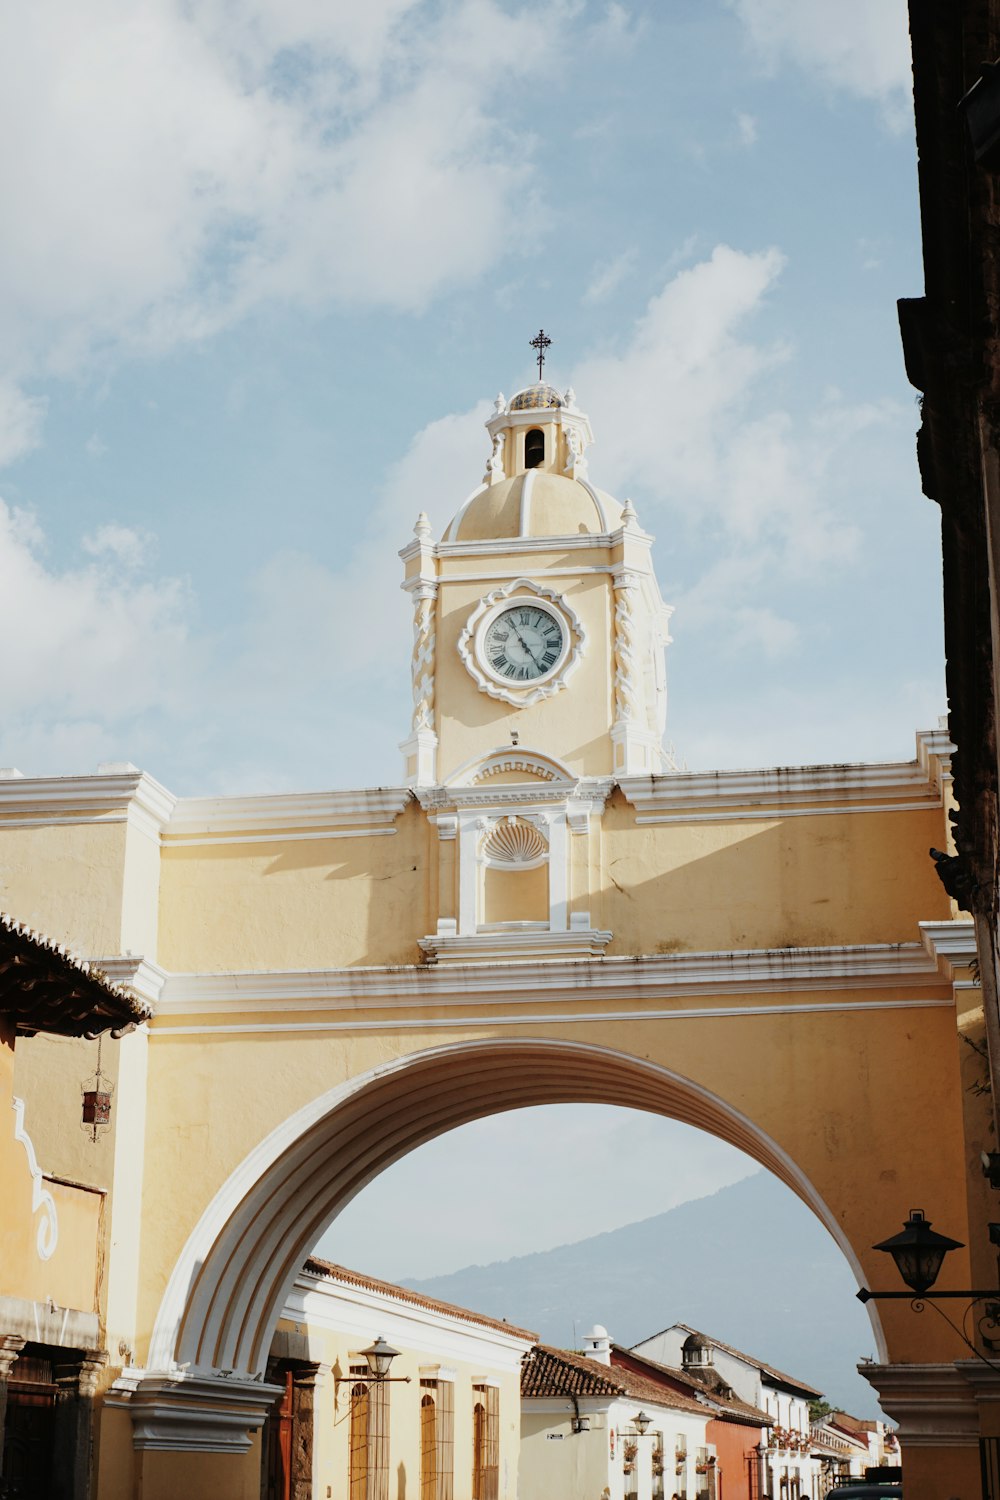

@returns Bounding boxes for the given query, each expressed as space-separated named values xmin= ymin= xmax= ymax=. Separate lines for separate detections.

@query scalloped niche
xmin=479 ymin=816 xmax=549 ymax=928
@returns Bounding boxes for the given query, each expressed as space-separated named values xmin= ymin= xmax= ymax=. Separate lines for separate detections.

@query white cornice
xmin=419 ymin=928 xmax=613 ymax=964
xmin=0 ymin=771 xmax=176 ymax=836
xmin=437 ymin=533 xmax=619 ymax=558
xmin=147 ymin=941 xmax=954 ymax=1031
xmin=618 ymin=744 xmax=945 ymax=823
xmin=92 ymin=956 xmax=169 ymax=1008
xmin=164 ymin=788 xmax=412 ymax=844
xmin=286 ymin=1271 xmax=535 ymax=1365
xmin=919 ymin=920 xmax=977 ymax=974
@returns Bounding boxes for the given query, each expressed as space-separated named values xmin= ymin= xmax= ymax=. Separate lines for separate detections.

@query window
xmin=524 ymin=429 xmax=544 ymax=468
xmin=472 ymin=1384 xmax=499 ymax=1500
xmin=350 ymin=1372 xmax=389 ymax=1500
xmin=420 ymin=1380 xmax=454 ymax=1500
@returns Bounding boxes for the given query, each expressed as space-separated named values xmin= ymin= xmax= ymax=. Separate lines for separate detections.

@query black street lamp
xmin=857 ymin=1209 xmax=997 ymax=1304
xmin=354 ymin=1336 xmax=411 ymax=1383
xmin=872 ymin=1209 xmax=964 ymax=1296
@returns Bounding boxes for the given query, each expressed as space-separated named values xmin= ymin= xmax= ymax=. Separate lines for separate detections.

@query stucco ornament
xmin=458 ymin=577 xmax=586 ymax=708
xmin=486 ymin=430 xmax=506 ymax=479
xmin=409 ymin=583 xmax=436 ymax=732
xmin=12 ymin=1096 xmax=58 ymax=1260
xmin=613 ymin=573 xmax=640 ymax=723
xmin=480 ymin=815 xmax=549 ymax=867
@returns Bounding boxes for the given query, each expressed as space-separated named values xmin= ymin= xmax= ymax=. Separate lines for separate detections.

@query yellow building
xmin=0 ymin=911 xmax=151 ymax=1497
xmin=0 ymin=379 xmax=985 ymax=1500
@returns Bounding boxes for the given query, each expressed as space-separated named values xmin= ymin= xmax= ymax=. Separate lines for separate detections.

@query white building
xmin=632 ymin=1325 xmax=823 ymax=1500
xmin=520 ymin=1326 xmax=712 ymax=1500
xmin=259 ymin=1257 xmax=537 ymax=1500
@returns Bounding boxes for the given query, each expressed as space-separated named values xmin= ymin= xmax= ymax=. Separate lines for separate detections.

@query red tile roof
xmin=612 ymin=1344 xmax=772 ymax=1428
xmin=636 ymin=1324 xmax=821 ymax=1399
xmin=301 ymin=1257 xmax=538 ymax=1343
xmin=521 ymin=1345 xmax=705 ymax=1416
xmin=0 ymin=911 xmax=152 ymax=1037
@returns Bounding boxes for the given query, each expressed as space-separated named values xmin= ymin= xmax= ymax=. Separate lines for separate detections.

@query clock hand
xmin=507 ymin=619 xmax=543 ymax=666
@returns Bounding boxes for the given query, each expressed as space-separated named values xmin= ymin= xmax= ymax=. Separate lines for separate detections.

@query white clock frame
xmin=458 ymin=577 xmax=586 ymax=707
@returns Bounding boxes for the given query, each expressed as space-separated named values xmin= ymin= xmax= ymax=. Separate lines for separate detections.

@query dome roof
xmin=682 ymin=1332 xmax=708 ymax=1352
xmin=443 ymin=472 xmax=623 ymax=543
xmin=509 ymin=383 xmax=564 ymax=411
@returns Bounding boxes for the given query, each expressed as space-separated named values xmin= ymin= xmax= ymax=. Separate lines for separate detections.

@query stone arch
xmin=148 ymin=1036 xmax=886 ymax=1379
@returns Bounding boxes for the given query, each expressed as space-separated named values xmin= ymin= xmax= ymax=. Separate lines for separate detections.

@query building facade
xmin=0 ymin=376 xmax=983 ymax=1499
xmin=632 ymin=1326 xmax=822 ymax=1500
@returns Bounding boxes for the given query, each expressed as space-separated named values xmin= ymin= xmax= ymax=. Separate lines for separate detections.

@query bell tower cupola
xmin=399 ymin=345 xmax=673 ymax=795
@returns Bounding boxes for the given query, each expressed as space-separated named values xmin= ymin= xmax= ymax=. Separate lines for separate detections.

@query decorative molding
xmin=479 ymin=816 xmax=549 ymax=868
xmin=857 ymin=1363 xmax=979 ymax=1446
xmin=124 ymin=1370 xmax=285 ymax=1453
xmin=148 ymin=941 xmax=955 ymax=1029
xmin=287 ymin=1269 xmax=533 ymax=1369
xmin=446 ymin=745 xmax=578 ymax=788
xmin=409 ymin=582 xmax=437 ymax=735
xmin=164 ymin=788 xmax=411 ymax=844
xmin=0 ymin=770 xmax=175 ymax=840
xmin=618 ymin=742 xmax=945 ymax=823
xmin=458 ymin=578 xmax=585 ymax=708
xmin=90 ymin=958 xmax=167 ymax=1008
xmin=11 ymin=1098 xmax=57 ymax=1260
xmin=612 ymin=572 xmax=640 ymax=726
xmin=419 ymin=928 xmax=611 ymax=964
xmin=0 ymin=1337 xmax=26 ymax=1378
xmin=919 ymin=920 xmax=977 ymax=975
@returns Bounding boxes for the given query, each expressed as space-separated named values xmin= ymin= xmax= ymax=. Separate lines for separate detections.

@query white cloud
xmin=0 ymin=501 xmax=189 ymax=739
xmin=0 ymin=383 xmax=46 ymax=467
xmin=583 ymin=248 xmax=638 ymax=304
xmin=82 ymin=523 xmax=151 ymax=569
xmin=736 ymin=111 xmax=758 ymax=146
xmin=731 ymin=0 xmax=912 ymax=131
xmin=0 ymin=0 xmax=573 ymax=410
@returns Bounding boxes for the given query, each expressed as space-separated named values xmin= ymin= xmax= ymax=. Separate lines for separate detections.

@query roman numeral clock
xmin=458 ymin=579 xmax=586 ymax=707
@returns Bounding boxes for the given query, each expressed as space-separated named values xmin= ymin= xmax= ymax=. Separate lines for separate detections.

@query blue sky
xmin=1 ymin=0 xmax=931 ymax=1362
xmin=0 ymin=0 xmax=937 ymax=794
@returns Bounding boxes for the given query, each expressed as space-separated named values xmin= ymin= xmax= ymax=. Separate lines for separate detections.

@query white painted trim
xmin=919 ymin=919 xmax=977 ymax=973
xmin=578 ymin=478 xmax=611 ymax=532
xmin=446 ymin=746 xmax=577 ymax=787
xmin=632 ymin=801 xmax=944 ymax=825
xmin=149 ymin=940 xmax=956 ymax=1018
xmin=437 ymin=533 xmax=620 ymax=557
xmin=166 ymin=827 xmax=399 ymax=848
xmin=458 ymin=578 xmax=586 ymax=709
xmin=618 ymin=741 xmax=944 ymax=820
xmin=148 ymin=1036 xmax=890 ymax=1380
xmin=149 ymin=998 xmax=951 ymax=1038
xmin=286 ymin=1270 xmax=534 ymax=1366
xmin=519 ymin=469 xmax=535 ymax=534
xmin=11 ymin=1098 xmax=57 ymax=1260
xmin=0 ymin=770 xmax=175 ymax=834
xmin=164 ymin=788 xmax=411 ymax=841
xmin=90 ymin=958 xmax=166 ymax=1007
xmin=441 ymin=483 xmax=488 ymax=544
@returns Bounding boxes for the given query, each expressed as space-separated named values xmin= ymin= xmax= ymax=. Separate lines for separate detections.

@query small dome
xmin=443 ymin=472 xmax=622 ymax=543
xmin=586 ymin=1324 xmax=609 ymax=1340
xmin=682 ymin=1332 xmax=707 ymax=1352
xmin=509 ymin=383 xmax=563 ymax=411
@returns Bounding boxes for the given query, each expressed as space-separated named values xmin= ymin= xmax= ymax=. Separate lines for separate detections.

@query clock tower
xmin=398 ymin=376 xmax=674 ymax=962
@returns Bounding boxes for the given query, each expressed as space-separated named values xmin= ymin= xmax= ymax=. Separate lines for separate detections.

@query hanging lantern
xmin=81 ymin=1035 xmax=114 ymax=1142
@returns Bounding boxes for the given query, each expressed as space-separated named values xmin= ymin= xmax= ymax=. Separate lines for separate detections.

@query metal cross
xmin=529 ymin=329 xmax=552 ymax=381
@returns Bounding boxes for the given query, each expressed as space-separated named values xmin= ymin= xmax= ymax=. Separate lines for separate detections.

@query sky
xmin=1 ymin=0 xmax=937 ymax=1325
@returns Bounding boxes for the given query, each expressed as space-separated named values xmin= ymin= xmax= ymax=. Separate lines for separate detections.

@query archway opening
xmin=151 ymin=1037 xmax=886 ymax=1397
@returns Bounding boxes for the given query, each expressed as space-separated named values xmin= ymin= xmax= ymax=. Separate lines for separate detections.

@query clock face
xmin=482 ymin=603 xmax=566 ymax=684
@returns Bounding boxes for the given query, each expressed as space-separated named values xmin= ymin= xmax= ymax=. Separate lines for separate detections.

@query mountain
xmin=402 ymin=1171 xmax=883 ymax=1418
